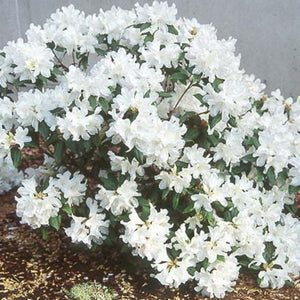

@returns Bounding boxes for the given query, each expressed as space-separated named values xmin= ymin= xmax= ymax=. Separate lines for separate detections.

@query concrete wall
xmin=0 ymin=0 xmax=299 ymax=97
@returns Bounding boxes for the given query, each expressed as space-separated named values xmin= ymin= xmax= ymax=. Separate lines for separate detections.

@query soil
xmin=1 ymin=192 xmax=300 ymax=300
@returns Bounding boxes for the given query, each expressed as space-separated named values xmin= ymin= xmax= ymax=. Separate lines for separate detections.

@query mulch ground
xmin=1 ymin=192 xmax=300 ymax=299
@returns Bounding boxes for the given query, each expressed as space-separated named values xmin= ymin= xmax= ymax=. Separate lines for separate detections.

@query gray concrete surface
xmin=0 ymin=0 xmax=299 ymax=97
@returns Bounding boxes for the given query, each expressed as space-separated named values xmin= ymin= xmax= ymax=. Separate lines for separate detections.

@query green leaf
xmin=134 ymin=22 xmax=151 ymax=31
xmin=83 ymin=140 xmax=91 ymax=152
xmin=257 ymin=169 xmax=264 ymax=183
xmin=232 ymin=163 xmax=251 ymax=175
xmin=285 ymin=203 xmax=298 ymax=215
xmin=217 ymin=255 xmax=225 ymax=262
xmin=49 ymin=215 xmax=61 ymax=231
xmin=289 ymin=185 xmax=300 ymax=194
xmin=216 ymin=160 xmax=226 ymax=172
xmin=97 ymin=34 xmax=106 ymax=43
xmin=144 ymin=33 xmax=154 ymax=44
xmin=36 ymin=75 xmax=47 ymax=91
xmin=250 ymin=136 xmax=260 ymax=148
xmin=228 ymin=117 xmax=237 ymax=127
xmin=203 ymin=210 xmax=216 ymax=227
xmin=212 ymin=77 xmax=224 ymax=92
xmin=62 ymin=203 xmax=72 ymax=215
xmin=212 ymin=201 xmax=225 ymax=212
xmin=46 ymin=133 xmax=59 ymax=146
xmin=10 ymin=147 xmax=21 ymax=168
xmin=241 ymin=154 xmax=256 ymax=163
xmin=172 ymin=194 xmax=180 ymax=209
xmin=133 ymin=148 xmax=144 ymax=164
xmin=38 ymin=122 xmax=50 ymax=139
xmin=167 ymin=24 xmax=179 ymax=35
xmin=202 ymin=258 xmax=209 ymax=270
xmin=179 ymin=111 xmax=195 ymax=124
xmin=184 ymin=128 xmax=199 ymax=142
xmin=263 ymin=242 xmax=276 ymax=263
xmin=266 ymin=167 xmax=276 ymax=186
xmin=285 ymin=280 xmax=296 ymax=288
xmin=209 ymin=114 xmax=222 ymax=129
xmin=41 ymin=227 xmax=49 ymax=240
xmin=187 ymin=266 xmax=196 ymax=276
xmin=170 ymin=72 xmax=188 ymax=82
xmin=95 ymin=48 xmax=107 ymax=56
xmin=80 ymin=55 xmax=88 ymax=70
xmin=277 ymin=168 xmax=288 ymax=182
xmin=162 ymin=189 xmax=170 ymax=200
xmin=54 ymin=141 xmax=64 ymax=164
xmin=158 ymin=91 xmax=173 ymax=98
xmin=141 ymin=204 xmax=151 ymax=221
xmin=194 ymin=93 xmax=204 ymax=103
xmin=55 ymin=45 xmax=65 ymax=52
xmin=89 ymin=95 xmax=98 ymax=111
xmin=183 ymin=203 xmax=194 ymax=214
xmin=101 ymin=175 xmax=118 ymax=190
xmin=138 ymin=197 xmax=149 ymax=206
xmin=207 ymin=134 xmax=218 ymax=146
xmin=99 ymin=98 xmax=110 ymax=114
xmin=52 ymin=67 xmax=64 ymax=76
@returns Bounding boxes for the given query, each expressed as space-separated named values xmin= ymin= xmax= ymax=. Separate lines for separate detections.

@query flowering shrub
xmin=0 ymin=2 xmax=300 ymax=298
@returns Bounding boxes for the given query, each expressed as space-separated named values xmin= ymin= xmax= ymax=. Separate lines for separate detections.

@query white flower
xmin=258 ymin=268 xmax=290 ymax=289
xmin=194 ymin=255 xmax=240 ymax=298
xmin=121 ymin=204 xmax=172 ymax=261
xmin=135 ymin=1 xmax=177 ymax=29
xmin=14 ymin=127 xmax=32 ymax=148
xmin=65 ymin=198 xmax=109 ymax=248
xmin=96 ymin=180 xmax=140 ymax=215
xmin=186 ymin=25 xmax=241 ymax=81
xmin=141 ymin=39 xmax=181 ymax=69
xmin=0 ymin=156 xmax=23 ymax=194
xmin=180 ymin=145 xmax=212 ymax=178
xmin=191 ymin=172 xmax=226 ymax=211
xmin=203 ymin=224 xmax=235 ymax=264
xmin=0 ymin=55 xmax=14 ymax=87
xmin=53 ymin=171 xmax=87 ymax=206
xmin=155 ymin=166 xmax=192 ymax=193
xmin=4 ymin=39 xmax=54 ymax=82
xmin=66 ymin=65 xmax=113 ymax=99
xmin=15 ymin=89 xmax=57 ymax=131
xmin=112 ymin=87 xmax=157 ymax=117
xmin=107 ymin=112 xmax=187 ymax=168
xmin=172 ymin=223 xmax=208 ymax=262
xmin=16 ymin=177 xmax=62 ymax=229
xmin=212 ymin=129 xmax=246 ymax=166
xmin=152 ymin=253 xmax=193 ymax=288
xmin=0 ymin=97 xmax=16 ymax=130
xmin=0 ymin=127 xmax=31 ymax=150
xmin=57 ymin=104 xmax=103 ymax=141
xmin=108 ymin=151 xmax=145 ymax=180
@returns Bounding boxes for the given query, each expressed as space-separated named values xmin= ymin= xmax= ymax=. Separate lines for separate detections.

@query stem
xmin=72 ymin=51 xmax=76 ymax=65
xmin=169 ymin=81 xmax=194 ymax=119
xmin=51 ymin=49 xmax=69 ymax=72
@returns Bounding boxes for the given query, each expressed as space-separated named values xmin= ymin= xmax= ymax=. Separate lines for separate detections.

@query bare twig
xmin=51 ymin=49 xmax=69 ymax=72
xmin=168 ymin=81 xmax=194 ymax=119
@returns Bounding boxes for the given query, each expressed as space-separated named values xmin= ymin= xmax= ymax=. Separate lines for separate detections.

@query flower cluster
xmin=0 ymin=2 xmax=299 ymax=298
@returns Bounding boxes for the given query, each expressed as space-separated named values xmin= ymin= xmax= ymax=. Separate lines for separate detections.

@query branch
xmin=168 ymin=81 xmax=194 ymax=119
xmin=51 ymin=49 xmax=69 ymax=72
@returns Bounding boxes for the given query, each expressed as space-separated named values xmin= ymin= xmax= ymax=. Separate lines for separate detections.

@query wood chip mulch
xmin=1 ymin=191 xmax=300 ymax=299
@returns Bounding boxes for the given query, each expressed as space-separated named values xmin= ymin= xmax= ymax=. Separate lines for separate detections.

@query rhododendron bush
xmin=1 ymin=2 xmax=300 ymax=298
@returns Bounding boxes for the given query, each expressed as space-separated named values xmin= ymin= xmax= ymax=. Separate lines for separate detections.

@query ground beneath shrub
xmin=1 ymin=192 xmax=300 ymax=299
